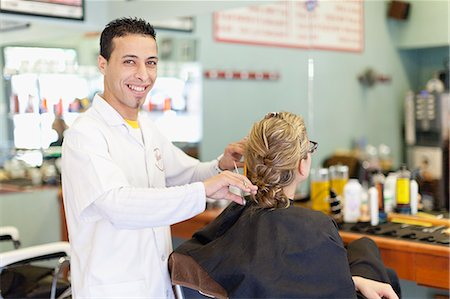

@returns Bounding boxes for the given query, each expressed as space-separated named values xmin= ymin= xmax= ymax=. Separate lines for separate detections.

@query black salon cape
xmin=175 ymin=202 xmax=379 ymax=298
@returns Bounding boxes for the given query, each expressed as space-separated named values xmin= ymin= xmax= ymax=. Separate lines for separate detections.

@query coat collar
xmin=92 ymin=94 xmax=156 ymax=148
xmin=92 ymin=94 xmax=128 ymax=127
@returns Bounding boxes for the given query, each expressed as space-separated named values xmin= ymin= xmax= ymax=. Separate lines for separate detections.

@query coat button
xmin=161 ymin=254 xmax=166 ymax=261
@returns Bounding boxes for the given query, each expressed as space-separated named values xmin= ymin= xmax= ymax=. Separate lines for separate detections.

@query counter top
xmin=0 ymin=178 xmax=58 ymax=194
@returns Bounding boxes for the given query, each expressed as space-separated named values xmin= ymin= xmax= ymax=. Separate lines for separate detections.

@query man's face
xmin=98 ymin=34 xmax=158 ymax=120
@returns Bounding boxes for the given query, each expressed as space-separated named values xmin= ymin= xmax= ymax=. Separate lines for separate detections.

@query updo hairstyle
xmin=245 ymin=112 xmax=309 ymax=209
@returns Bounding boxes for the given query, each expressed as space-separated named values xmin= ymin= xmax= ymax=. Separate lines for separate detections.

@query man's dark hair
xmin=100 ymin=17 xmax=156 ymax=60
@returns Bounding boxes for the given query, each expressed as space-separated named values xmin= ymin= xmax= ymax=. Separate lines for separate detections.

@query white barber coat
xmin=61 ymin=94 xmax=220 ymax=298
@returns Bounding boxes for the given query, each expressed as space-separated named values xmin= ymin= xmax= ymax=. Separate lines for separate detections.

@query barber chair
xmin=0 ymin=227 xmax=71 ymax=299
xmin=0 ymin=227 xmax=21 ymax=249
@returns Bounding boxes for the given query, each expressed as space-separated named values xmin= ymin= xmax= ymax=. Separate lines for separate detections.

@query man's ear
xmin=98 ymin=55 xmax=107 ymax=75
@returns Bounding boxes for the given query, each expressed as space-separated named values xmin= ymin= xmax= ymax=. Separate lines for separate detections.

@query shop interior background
xmin=0 ymin=0 xmax=448 ymax=298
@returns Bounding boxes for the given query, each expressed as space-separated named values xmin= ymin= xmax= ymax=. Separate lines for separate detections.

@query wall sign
xmin=214 ymin=0 xmax=364 ymax=53
xmin=152 ymin=17 xmax=194 ymax=32
xmin=204 ymin=70 xmax=280 ymax=80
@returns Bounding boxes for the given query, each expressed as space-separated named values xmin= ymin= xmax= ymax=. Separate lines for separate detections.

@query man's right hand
xmin=203 ymin=171 xmax=257 ymax=205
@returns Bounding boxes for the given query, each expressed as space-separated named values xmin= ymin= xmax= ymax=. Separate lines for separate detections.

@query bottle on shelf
xmin=372 ymin=169 xmax=387 ymax=222
xmin=25 ymin=94 xmax=35 ymax=113
xmin=39 ymin=98 xmax=48 ymax=113
xmin=343 ymin=179 xmax=362 ymax=223
xmin=384 ymin=172 xmax=398 ymax=213
xmin=410 ymin=169 xmax=420 ymax=215
xmin=329 ymin=164 xmax=349 ymax=197
xmin=68 ymin=98 xmax=81 ymax=112
xmin=396 ymin=165 xmax=411 ymax=214
xmin=328 ymin=188 xmax=343 ymax=225
xmin=368 ymin=185 xmax=379 ymax=226
xmin=310 ymin=168 xmax=331 ymax=214
xmin=54 ymin=98 xmax=64 ymax=117
xmin=11 ymin=93 xmax=19 ymax=114
xmin=163 ymin=97 xmax=172 ymax=111
xmin=359 ymin=186 xmax=371 ymax=223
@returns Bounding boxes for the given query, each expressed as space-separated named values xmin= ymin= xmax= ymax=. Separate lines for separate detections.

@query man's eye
xmin=147 ymin=61 xmax=157 ymax=66
xmin=124 ymin=60 xmax=134 ymax=64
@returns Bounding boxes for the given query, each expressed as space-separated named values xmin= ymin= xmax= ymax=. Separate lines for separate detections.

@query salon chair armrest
xmin=0 ymin=242 xmax=70 ymax=267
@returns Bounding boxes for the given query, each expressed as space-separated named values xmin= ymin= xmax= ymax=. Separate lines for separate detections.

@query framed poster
xmin=152 ymin=17 xmax=194 ymax=32
xmin=0 ymin=0 xmax=84 ymax=21
xmin=214 ymin=0 xmax=364 ymax=52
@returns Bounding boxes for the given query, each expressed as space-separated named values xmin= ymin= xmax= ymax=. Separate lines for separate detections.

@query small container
xmin=371 ymin=170 xmax=385 ymax=211
xmin=369 ymin=186 xmax=379 ymax=226
xmin=310 ymin=168 xmax=330 ymax=214
xmin=384 ymin=172 xmax=398 ymax=213
xmin=359 ymin=187 xmax=370 ymax=222
xmin=396 ymin=165 xmax=411 ymax=208
xmin=329 ymin=164 xmax=349 ymax=197
xmin=343 ymin=179 xmax=362 ymax=223
xmin=410 ymin=179 xmax=419 ymax=215
xmin=372 ymin=170 xmax=386 ymax=222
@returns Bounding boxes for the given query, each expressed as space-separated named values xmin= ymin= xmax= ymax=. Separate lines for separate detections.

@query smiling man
xmin=61 ymin=17 xmax=257 ymax=298
xmin=98 ymin=22 xmax=158 ymax=120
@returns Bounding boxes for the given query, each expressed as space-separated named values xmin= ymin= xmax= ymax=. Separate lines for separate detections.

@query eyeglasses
xmin=308 ymin=140 xmax=318 ymax=154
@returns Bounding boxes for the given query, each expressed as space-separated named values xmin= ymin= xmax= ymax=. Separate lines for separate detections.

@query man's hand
xmin=203 ymin=171 xmax=257 ymax=205
xmin=352 ymin=276 xmax=399 ymax=299
xmin=218 ymin=138 xmax=247 ymax=170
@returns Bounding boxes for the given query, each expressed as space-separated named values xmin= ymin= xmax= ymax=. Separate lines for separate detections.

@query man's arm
xmin=347 ymin=237 xmax=400 ymax=299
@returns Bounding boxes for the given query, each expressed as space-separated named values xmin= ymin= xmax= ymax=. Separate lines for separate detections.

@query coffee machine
xmin=405 ymin=88 xmax=449 ymax=212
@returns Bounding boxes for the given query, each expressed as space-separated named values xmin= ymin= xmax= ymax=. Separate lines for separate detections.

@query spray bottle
xmin=372 ymin=169 xmax=386 ymax=222
xmin=410 ymin=169 xmax=420 ymax=215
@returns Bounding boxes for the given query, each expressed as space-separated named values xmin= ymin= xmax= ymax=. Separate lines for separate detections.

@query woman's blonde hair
xmin=245 ymin=112 xmax=308 ymax=209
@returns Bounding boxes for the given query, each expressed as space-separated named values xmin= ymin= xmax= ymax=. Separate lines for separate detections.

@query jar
xmin=329 ymin=164 xmax=349 ymax=197
xmin=310 ymin=168 xmax=330 ymax=214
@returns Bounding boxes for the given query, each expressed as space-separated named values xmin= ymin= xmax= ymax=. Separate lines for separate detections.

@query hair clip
xmin=265 ymin=112 xmax=279 ymax=119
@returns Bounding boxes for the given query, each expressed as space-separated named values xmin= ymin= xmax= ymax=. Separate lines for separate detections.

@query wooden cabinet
xmin=171 ymin=209 xmax=223 ymax=239
xmin=340 ymin=231 xmax=449 ymax=290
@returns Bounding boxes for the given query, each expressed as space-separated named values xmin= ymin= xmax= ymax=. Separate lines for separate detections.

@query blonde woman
xmin=174 ymin=112 xmax=399 ymax=299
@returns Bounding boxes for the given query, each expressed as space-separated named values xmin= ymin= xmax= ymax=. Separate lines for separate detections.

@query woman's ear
xmin=297 ymin=156 xmax=310 ymax=180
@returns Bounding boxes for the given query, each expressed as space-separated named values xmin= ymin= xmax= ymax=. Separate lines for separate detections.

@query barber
xmin=61 ymin=17 xmax=257 ymax=298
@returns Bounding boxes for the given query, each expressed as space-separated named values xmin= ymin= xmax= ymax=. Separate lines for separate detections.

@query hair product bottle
xmin=410 ymin=179 xmax=419 ymax=215
xmin=372 ymin=170 xmax=386 ymax=222
xmin=343 ymin=179 xmax=362 ymax=223
xmin=396 ymin=165 xmax=411 ymax=213
xmin=311 ymin=168 xmax=330 ymax=214
xmin=384 ymin=172 xmax=398 ymax=213
xmin=369 ymin=186 xmax=379 ymax=226
xmin=329 ymin=165 xmax=349 ymax=197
